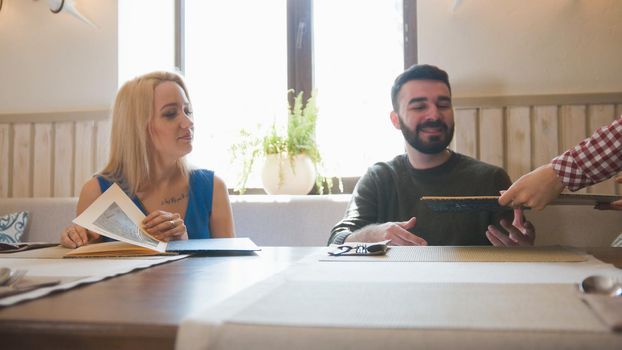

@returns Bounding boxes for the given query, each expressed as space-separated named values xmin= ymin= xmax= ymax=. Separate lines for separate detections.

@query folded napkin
xmin=0 ymin=242 xmax=59 ymax=254
xmin=582 ymin=295 xmax=622 ymax=331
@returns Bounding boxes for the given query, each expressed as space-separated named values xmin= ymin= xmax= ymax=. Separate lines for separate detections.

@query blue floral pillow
xmin=0 ymin=211 xmax=29 ymax=243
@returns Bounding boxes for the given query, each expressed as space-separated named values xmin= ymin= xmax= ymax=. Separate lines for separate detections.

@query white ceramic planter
xmin=261 ymin=153 xmax=316 ymax=195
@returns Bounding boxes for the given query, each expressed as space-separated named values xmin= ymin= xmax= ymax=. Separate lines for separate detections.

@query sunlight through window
xmin=184 ymin=0 xmax=288 ymax=188
xmin=314 ymin=0 xmax=405 ymax=177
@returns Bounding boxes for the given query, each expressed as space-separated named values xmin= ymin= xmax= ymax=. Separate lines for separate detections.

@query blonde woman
xmin=60 ymin=71 xmax=234 ymax=248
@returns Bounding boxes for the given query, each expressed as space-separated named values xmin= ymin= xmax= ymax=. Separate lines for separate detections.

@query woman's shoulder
xmin=189 ymin=168 xmax=215 ymax=189
xmin=190 ymin=168 xmax=214 ymax=178
xmin=90 ymin=174 xmax=123 ymax=194
xmin=189 ymin=169 xmax=228 ymax=192
xmin=81 ymin=177 xmax=103 ymax=194
xmin=76 ymin=177 xmax=104 ymax=213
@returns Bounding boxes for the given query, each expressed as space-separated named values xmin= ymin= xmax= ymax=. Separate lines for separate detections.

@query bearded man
xmin=328 ymin=64 xmax=535 ymax=246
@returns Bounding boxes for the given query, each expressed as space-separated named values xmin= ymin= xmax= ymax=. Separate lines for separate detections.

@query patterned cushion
xmin=0 ymin=211 xmax=29 ymax=243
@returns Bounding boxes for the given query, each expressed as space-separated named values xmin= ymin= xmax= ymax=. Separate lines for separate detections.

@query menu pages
xmin=71 ymin=183 xmax=167 ymax=254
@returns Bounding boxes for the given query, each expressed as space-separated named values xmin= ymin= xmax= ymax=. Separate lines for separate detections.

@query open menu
xmin=67 ymin=183 xmax=259 ymax=258
xmin=67 ymin=183 xmax=168 ymax=257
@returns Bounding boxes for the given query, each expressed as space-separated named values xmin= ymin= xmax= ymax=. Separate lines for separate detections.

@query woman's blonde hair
xmin=100 ymin=71 xmax=191 ymax=196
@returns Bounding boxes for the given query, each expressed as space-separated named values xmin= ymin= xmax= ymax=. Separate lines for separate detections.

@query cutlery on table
xmin=580 ymin=275 xmax=622 ymax=297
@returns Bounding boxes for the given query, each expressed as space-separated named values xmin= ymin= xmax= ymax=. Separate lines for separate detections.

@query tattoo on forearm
xmin=162 ymin=193 xmax=186 ymax=205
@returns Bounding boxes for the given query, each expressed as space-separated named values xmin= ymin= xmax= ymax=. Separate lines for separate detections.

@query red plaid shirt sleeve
xmin=551 ymin=117 xmax=622 ymax=191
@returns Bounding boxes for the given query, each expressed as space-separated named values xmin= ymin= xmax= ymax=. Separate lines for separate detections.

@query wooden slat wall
xmin=74 ymin=121 xmax=95 ymax=197
xmin=559 ymin=105 xmax=587 ymax=193
xmin=505 ymin=107 xmax=531 ymax=181
xmin=0 ymin=111 xmax=110 ymax=198
xmin=452 ymin=108 xmax=477 ymax=159
xmin=95 ymin=120 xmax=111 ymax=173
xmin=454 ymin=102 xmax=621 ymax=195
xmin=478 ymin=108 xmax=504 ymax=168
xmin=0 ymin=100 xmax=620 ymax=198
xmin=12 ymin=124 xmax=31 ymax=197
xmin=54 ymin=122 xmax=74 ymax=197
xmin=588 ymin=105 xmax=616 ymax=195
xmin=33 ymin=123 xmax=53 ymax=197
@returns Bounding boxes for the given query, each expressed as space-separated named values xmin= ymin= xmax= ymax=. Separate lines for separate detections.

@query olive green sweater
xmin=329 ymin=152 xmax=513 ymax=246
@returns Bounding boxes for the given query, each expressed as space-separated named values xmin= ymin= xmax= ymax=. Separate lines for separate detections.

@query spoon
xmin=580 ymin=275 xmax=622 ymax=297
xmin=0 ymin=267 xmax=10 ymax=285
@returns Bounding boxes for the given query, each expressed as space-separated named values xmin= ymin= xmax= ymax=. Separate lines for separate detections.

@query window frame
xmin=174 ymin=0 xmax=417 ymax=194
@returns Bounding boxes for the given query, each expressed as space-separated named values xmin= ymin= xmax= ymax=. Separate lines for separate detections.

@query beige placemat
xmin=227 ymin=281 xmax=606 ymax=332
xmin=582 ymin=294 xmax=622 ymax=331
xmin=319 ymin=246 xmax=587 ymax=262
xmin=204 ymin=323 xmax=621 ymax=350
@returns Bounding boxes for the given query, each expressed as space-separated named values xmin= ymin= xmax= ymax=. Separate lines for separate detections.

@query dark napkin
xmin=0 ymin=242 xmax=59 ymax=253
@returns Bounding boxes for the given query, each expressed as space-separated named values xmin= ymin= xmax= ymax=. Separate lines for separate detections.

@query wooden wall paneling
xmin=74 ymin=121 xmax=95 ymax=196
xmin=587 ymin=104 xmax=616 ymax=194
xmin=559 ymin=105 xmax=587 ymax=193
xmin=532 ymin=106 xmax=559 ymax=168
xmin=449 ymin=133 xmax=455 ymax=151
xmin=478 ymin=108 xmax=504 ymax=168
xmin=54 ymin=122 xmax=74 ymax=197
xmin=505 ymin=107 xmax=531 ymax=181
xmin=0 ymin=124 xmax=10 ymax=197
xmin=33 ymin=123 xmax=53 ymax=197
xmin=95 ymin=119 xmax=111 ymax=172
xmin=2 ymin=102 xmax=620 ymax=198
xmin=12 ymin=123 xmax=32 ymax=197
xmin=454 ymin=108 xmax=478 ymax=159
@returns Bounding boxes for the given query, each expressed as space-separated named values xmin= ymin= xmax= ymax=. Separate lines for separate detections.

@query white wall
xmin=418 ymin=0 xmax=622 ymax=97
xmin=2 ymin=1 xmax=619 ymax=109
xmin=0 ymin=0 xmax=117 ymax=113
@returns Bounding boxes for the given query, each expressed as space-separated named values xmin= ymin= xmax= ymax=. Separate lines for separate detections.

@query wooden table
xmin=0 ymin=247 xmax=620 ymax=350
xmin=0 ymin=247 xmax=319 ymax=349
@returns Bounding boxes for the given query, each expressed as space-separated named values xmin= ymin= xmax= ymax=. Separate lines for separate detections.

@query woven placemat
xmin=228 ymin=281 xmax=604 ymax=332
xmin=319 ymin=246 xmax=587 ymax=262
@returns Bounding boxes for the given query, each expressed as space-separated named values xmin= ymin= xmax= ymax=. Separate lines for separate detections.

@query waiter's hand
xmin=499 ymin=164 xmax=565 ymax=210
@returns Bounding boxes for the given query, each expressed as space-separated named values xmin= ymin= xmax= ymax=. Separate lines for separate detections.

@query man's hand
xmin=346 ymin=217 xmax=427 ymax=246
xmin=499 ymin=164 xmax=565 ymax=210
xmin=486 ymin=219 xmax=535 ymax=247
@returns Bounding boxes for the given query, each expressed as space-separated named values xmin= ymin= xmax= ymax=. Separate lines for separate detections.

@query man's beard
xmin=398 ymin=116 xmax=454 ymax=155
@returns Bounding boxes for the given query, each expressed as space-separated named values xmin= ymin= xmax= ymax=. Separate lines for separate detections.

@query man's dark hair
xmin=391 ymin=64 xmax=451 ymax=112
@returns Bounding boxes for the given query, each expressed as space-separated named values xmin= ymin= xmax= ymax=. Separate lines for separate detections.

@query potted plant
xmin=230 ymin=90 xmax=339 ymax=195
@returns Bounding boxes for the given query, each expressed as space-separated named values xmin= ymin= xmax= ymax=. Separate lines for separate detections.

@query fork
xmin=4 ymin=269 xmax=27 ymax=287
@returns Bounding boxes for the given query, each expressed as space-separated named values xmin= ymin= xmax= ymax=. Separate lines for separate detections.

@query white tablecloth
xmin=177 ymin=248 xmax=622 ymax=350
xmin=0 ymin=246 xmax=186 ymax=306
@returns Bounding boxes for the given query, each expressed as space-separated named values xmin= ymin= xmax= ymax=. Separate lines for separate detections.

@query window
xmin=313 ymin=0 xmax=405 ymax=177
xmin=118 ymin=0 xmax=175 ymax=86
xmin=183 ymin=0 xmax=288 ymax=188
xmin=120 ymin=0 xmax=416 ymax=191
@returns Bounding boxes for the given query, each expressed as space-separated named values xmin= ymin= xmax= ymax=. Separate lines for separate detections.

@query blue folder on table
xmin=165 ymin=237 xmax=261 ymax=254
